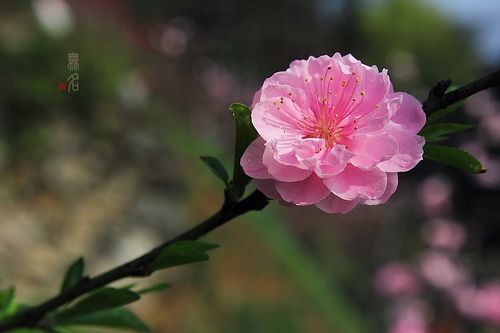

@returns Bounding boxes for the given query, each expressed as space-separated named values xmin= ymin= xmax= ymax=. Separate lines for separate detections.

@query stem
xmin=423 ymin=69 xmax=500 ymax=113
xmin=0 ymin=190 xmax=269 ymax=332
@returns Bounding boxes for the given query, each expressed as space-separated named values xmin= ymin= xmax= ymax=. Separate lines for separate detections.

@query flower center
xmin=309 ymin=119 xmax=342 ymax=148
xmin=301 ymin=69 xmax=366 ymax=149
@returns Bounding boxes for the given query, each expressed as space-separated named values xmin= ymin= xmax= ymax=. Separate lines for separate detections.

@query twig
xmin=423 ymin=69 xmax=500 ymax=114
xmin=0 ymin=190 xmax=269 ymax=332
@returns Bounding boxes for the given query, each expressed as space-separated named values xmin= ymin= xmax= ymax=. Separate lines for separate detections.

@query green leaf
xmin=0 ymin=286 xmax=15 ymax=318
xmin=119 ymin=283 xmax=138 ymax=290
xmin=200 ymin=156 xmax=229 ymax=187
xmin=136 ymin=282 xmax=171 ymax=295
xmin=420 ymin=123 xmax=474 ymax=143
xmin=426 ymin=106 xmax=459 ymax=125
xmin=229 ymin=102 xmax=259 ymax=200
xmin=60 ymin=257 xmax=85 ymax=293
xmin=152 ymin=240 xmax=219 ymax=271
xmin=424 ymin=135 xmax=449 ymax=143
xmin=424 ymin=145 xmax=486 ymax=174
xmin=55 ymin=288 xmax=141 ymax=322
xmin=59 ymin=308 xmax=150 ymax=332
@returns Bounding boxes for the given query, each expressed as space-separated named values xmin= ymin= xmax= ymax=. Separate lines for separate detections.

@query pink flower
xmin=422 ymin=219 xmax=466 ymax=252
xmin=241 ymin=54 xmax=425 ymax=213
xmin=375 ymin=263 xmax=421 ymax=297
xmin=476 ymin=284 xmax=500 ymax=325
xmin=419 ymin=251 xmax=469 ymax=290
xmin=452 ymin=286 xmax=482 ymax=319
xmin=452 ymin=283 xmax=500 ymax=325
xmin=389 ymin=299 xmax=430 ymax=333
xmin=417 ymin=176 xmax=453 ymax=217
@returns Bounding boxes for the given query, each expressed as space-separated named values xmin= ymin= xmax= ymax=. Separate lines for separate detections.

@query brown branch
xmin=0 ymin=190 xmax=269 ymax=332
xmin=423 ymin=69 xmax=500 ymax=114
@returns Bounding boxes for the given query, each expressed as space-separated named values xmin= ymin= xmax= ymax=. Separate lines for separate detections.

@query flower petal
xmin=240 ymin=138 xmax=271 ymax=179
xmin=252 ymin=98 xmax=309 ymax=141
xmin=254 ymin=179 xmax=282 ymax=200
xmin=390 ymin=92 xmax=426 ymax=133
xmin=315 ymin=145 xmax=351 ymax=177
xmin=315 ymin=194 xmax=360 ymax=214
xmin=363 ymin=172 xmax=398 ymax=205
xmin=348 ymin=133 xmax=398 ymax=169
xmin=377 ymin=122 xmax=424 ymax=172
xmin=275 ymin=174 xmax=330 ymax=205
xmin=263 ymin=144 xmax=312 ymax=181
xmin=323 ymin=164 xmax=388 ymax=200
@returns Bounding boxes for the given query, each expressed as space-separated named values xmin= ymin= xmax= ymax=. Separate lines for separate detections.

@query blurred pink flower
xmin=481 ymin=113 xmax=500 ymax=145
xmin=417 ymin=176 xmax=452 ymax=217
xmin=422 ymin=219 xmax=466 ymax=252
xmin=476 ymin=284 xmax=500 ymax=325
xmin=241 ymin=54 xmax=425 ymax=213
xmin=419 ymin=251 xmax=469 ymax=290
xmin=375 ymin=263 xmax=421 ymax=297
xmin=452 ymin=283 xmax=500 ymax=326
xmin=452 ymin=286 xmax=481 ymax=319
xmin=389 ymin=299 xmax=430 ymax=333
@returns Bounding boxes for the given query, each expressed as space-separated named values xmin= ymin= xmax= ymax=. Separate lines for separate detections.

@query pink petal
xmin=291 ymin=138 xmax=326 ymax=169
xmin=390 ymin=92 xmax=426 ymax=133
xmin=260 ymin=83 xmax=309 ymax=110
xmin=358 ymin=66 xmax=392 ymax=110
xmin=240 ymin=138 xmax=271 ymax=179
xmin=252 ymin=99 xmax=307 ymax=141
xmin=323 ymin=164 xmax=388 ymax=200
xmin=377 ymin=122 xmax=424 ymax=172
xmin=306 ymin=55 xmax=337 ymax=76
xmin=254 ymin=179 xmax=282 ymax=200
xmin=267 ymin=70 xmax=304 ymax=88
xmin=363 ymin=172 xmax=398 ymax=205
xmin=315 ymin=145 xmax=351 ymax=177
xmin=269 ymin=137 xmax=326 ymax=171
xmin=348 ymin=133 xmax=398 ymax=169
xmin=315 ymin=194 xmax=360 ymax=214
xmin=275 ymin=174 xmax=331 ymax=205
xmin=288 ymin=59 xmax=308 ymax=75
xmin=263 ymin=144 xmax=312 ymax=182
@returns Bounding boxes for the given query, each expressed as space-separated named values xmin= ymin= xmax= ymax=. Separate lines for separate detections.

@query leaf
xmin=0 ymin=286 xmax=15 ymax=318
xmin=229 ymin=102 xmax=259 ymax=200
xmin=55 ymin=288 xmax=141 ymax=322
xmin=420 ymin=123 xmax=474 ymax=142
xmin=200 ymin=156 xmax=229 ymax=187
xmin=151 ymin=240 xmax=219 ymax=272
xmin=59 ymin=308 xmax=150 ymax=332
xmin=425 ymin=106 xmax=459 ymax=125
xmin=60 ymin=257 xmax=85 ymax=293
xmin=136 ymin=282 xmax=171 ymax=295
xmin=424 ymin=136 xmax=449 ymax=143
xmin=424 ymin=145 xmax=486 ymax=174
xmin=119 ymin=283 xmax=138 ymax=290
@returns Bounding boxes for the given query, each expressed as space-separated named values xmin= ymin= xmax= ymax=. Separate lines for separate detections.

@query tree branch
xmin=0 ymin=190 xmax=270 ymax=332
xmin=423 ymin=69 xmax=500 ymax=114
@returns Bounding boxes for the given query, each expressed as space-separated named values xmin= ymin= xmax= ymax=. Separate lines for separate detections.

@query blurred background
xmin=0 ymin=0 xmax=500 ymax=332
